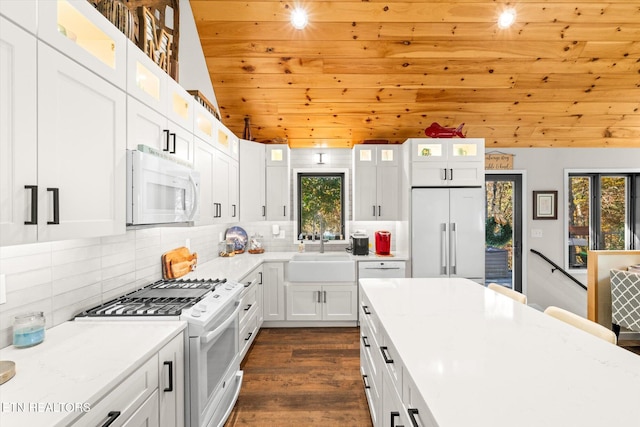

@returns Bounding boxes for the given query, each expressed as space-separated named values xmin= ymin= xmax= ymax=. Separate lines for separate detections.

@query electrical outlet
xmin=531 ymin=229 xmax=543 ymax=238
xmin=0 ymin=274 xmax=6 ymax=305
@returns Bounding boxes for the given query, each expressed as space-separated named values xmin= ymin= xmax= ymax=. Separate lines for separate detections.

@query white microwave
xmin=127 ymin=149 xmax=200 ymax=225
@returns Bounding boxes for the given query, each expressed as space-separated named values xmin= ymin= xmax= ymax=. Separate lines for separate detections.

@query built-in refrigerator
xmin=411 ymin=187 xmax=485 ymax=282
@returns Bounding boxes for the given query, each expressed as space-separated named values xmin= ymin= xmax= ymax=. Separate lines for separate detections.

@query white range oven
xmin=76 ymin=277 xmax=244 ymax=427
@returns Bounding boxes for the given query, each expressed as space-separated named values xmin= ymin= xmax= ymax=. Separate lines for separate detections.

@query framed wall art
xmin=533 ymin=190 xmax=558 ymax=220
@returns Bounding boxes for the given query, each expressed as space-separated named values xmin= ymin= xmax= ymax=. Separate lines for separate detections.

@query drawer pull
xmin=101 ymin=411 xmax=121 ymax=427
xmin=244 ymin=303 xmax=253 ymax=311
xmin=381 ymin=346 xmax=394 ymax=364
xmin=408 ymin=408 xmax=420 ymax=427
xmin=163 ymin=361 xmax=174 ymax=392
xmin=362 ymin=305 xmax=371 ymax=315
xmin=245 ymin=331 xmax=253 ymax=341
xmin=361 ymin=335 xmax=370 ymax=348
xmin=362 ymin=374 xmax=370 ymax=389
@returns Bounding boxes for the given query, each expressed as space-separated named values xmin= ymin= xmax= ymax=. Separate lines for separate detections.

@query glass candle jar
xmin=13 ymin=312 xmax=45 ymax=348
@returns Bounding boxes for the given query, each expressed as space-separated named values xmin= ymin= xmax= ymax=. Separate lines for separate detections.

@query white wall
xmin=178 ymin=0 xmax=218 ymax=110
xmin=496 ymin=148 xmax=640 ymax=316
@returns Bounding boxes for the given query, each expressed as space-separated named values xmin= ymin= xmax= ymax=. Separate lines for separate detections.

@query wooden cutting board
xmin=162 ymin=247 xmax=198 ymax=279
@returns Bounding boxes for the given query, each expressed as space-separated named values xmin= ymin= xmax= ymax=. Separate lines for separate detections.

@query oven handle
xmin=200 ymin=303 xmax=241 ymax=345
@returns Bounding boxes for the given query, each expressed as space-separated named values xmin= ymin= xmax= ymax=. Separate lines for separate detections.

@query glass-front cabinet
xmin=38 ymin=0 xmax=127 ymax=89
xmin=409 ymin=138 xmax=485 ymax=187
xmin=353 ymin=145 xmax=400 ymax=221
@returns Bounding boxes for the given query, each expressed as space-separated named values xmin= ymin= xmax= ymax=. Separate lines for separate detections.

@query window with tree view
xmin=297 ymin=173 xmax=345 ymax=241
xmin=568 ymin=173 xmax=639 ymax=269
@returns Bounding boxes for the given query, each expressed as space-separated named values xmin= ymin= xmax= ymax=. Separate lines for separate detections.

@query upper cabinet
xmin=239 ymin=139 xmax=266 ymax=222
xmin=37 ymin=41 xmax=126 ymax=242
xmin=0 ymin=17 xmax=38 ymax=245
xmin=265 ymin=144 xmax=290 ymax=221
xmin=353 ymin=145 xmax=400 ymax=221
xmin=38 ymin=0 xmax=127 ymax=89
xmin=408 ymin=138 xmax=485 ymax=187
xmin=0 ymin=0 xmax=37 ymax=34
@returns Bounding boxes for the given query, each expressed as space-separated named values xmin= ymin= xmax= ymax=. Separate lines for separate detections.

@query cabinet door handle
xmin=362 ymin=305 xmax=371 ymax=315
xmin=24 ymin=185 xmax=38 ymax=225
xmin=391 ymin=411 xmax=402 ymax=427
xmin=163 ymin=129 xmax=171 ymax=152
xmin=361 ymin=335 xmax=370 ymax=348
xmin=101 ymin=411 xmax=121 ymax=427
xmin=316 ymin=291 xmax=322 ymax=303
xmin=408 ymin=408 xmax=420 ymax=427
xmin=258 ymin=271 xmax=263 ymax=285
xmin=372 ymin=205 xmax=376 ymax=217
xmin=245 ymin=331 xmax=253 ymax=341
xmin=449 ymin=168 xmax=453 ymax=181
xmin=232 ymin=204 xmax=237 ymax=217
xmin=163 ymin=361 xmax=174 ymax=392
xmin=441 ymin=223 xmax=447 ymax=275
xmin=170 ymin=132 xmax=177 ymax=154
xmin=380 ymin=346 xmax=394 ymax=364
xmin=47 ymin=188 xmax=60 ymax=225
xmin=362 ymin=374 xmax=371 ymax=389
xmin=378 ymin=205 xmax=382 ymax=217
xmin=283 ymin=205 xmax=286 ymax=217
xmin=262 ymin=205 xmax=266 ymax=217
xmin=441 ymin=168 xmax=447 ymax=180
xmin=323 ymin=290 xmax=327 ymax=303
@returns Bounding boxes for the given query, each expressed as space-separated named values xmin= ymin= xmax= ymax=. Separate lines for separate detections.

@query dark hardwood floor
xmin=225 ymin=327 xmax=373 ymax=427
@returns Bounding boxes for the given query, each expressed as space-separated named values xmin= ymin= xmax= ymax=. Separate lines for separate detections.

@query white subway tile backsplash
xmin=0 ymin=251 xmax=51 ymax=275
xmin=52 ymin=244 xmax=102 ymax=266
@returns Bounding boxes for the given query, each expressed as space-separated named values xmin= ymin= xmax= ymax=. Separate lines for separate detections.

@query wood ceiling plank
xmin=201 ymin=39 xmax=584 ymax=59
xmin=210 ymin=72 xmax=515 ymax=89
xmin=196 ymin=21 xmax=640 ymax=42
xmin=214 ymin=87 xmax=419 ymax=103
xmin=191 ymin=2 xmax=640 ymax=24
xmin=513 ymin=73 xmax=640 ymax=90
xmin=415 ymin=88 xmax=640 ymax=103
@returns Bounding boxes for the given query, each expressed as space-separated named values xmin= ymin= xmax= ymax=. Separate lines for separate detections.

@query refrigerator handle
xmin=441 ymin=223 xmax=448 ymax=275
xmin=450 ymin=222 xmax=457 ymax=275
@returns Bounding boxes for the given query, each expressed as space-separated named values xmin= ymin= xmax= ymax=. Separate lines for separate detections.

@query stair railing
xmin=530 ymin=249 xmax=588 ymax=291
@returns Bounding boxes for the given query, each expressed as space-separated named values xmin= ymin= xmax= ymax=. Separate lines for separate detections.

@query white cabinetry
xmin=286 ymin=284 xmax=357 ymax=321
xmin=0 ymin=0 xmax=37 ymax=34
xmin=265 ymin=144 xmax=290 ymax=221
xmin=158 ymin=334 xmax=185 ymax=427
xmin=239 ymin=139 xmax=266 ymax=222
xmin=73 ymin=332 xmax=184 ymax=427
xmin=0 ymin=17 xmax=38 ymax=246
xmin=38 ymin=0 xmax=127 ymax=89
xmin=409 ymin=138 xmax=485 ymax=187
xmin=37 ymin=41 xmax=126 ymax=242
xmin=194 ymin=138 xmax=239 ymax=225
xmin=238 ymin=265 xmax=263 ymax=361
xmin=353 ymin=145 xmax=400 ymax=221
xmin=263 ymin=262 xmax=285 ymax=322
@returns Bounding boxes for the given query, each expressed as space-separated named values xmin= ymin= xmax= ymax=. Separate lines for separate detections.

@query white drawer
xmin=239 ymin=309 xmax=258 ymax=362
xmin=73 ymin=354 xmax=158 ymax=426
xmin=360 ymin=292 xmax=381 ymax=343
xmin=402 ymin=370 xmax=439 ymax=427
xmin=360 ymin=356 xmax=381 ymax=426
xmin=239 ymin=284 xmax=257 ymax=325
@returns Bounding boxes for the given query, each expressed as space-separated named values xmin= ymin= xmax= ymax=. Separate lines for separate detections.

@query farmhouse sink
xmin=288 ymin=253 xmax=356 ymax=282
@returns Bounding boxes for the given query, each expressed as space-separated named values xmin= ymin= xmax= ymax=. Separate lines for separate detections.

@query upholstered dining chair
xmin=487 ymin=283 xmax=527 ymax=304
xmin=544 ymin=306 xmax=617 ymax=344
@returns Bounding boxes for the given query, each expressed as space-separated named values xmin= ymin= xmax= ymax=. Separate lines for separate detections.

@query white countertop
xmin=0 ymin=320 xmax=186 ymax=427
xmin=188 ymin=250 xmax=409 ymax=282
xmin=360 ymin=278 xmax=640 ymax=427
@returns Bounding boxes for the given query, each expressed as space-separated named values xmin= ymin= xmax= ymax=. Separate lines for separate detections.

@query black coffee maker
xmin=349 ymin=233 xmax=369 ymax=255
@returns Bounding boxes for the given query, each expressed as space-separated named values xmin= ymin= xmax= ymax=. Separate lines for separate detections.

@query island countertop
xmin=359 ymin=278 xmax=640 ymax=427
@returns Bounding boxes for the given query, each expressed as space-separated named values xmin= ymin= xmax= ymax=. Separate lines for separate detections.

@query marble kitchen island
xmin=359 ymin=278 xmax=640 ymax=427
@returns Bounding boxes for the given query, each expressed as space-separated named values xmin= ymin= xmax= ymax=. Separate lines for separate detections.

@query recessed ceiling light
xmin=291 ymin=7 xmax=308 ymax=30
xmin=498 ymin=9 xmax=516 ymax=29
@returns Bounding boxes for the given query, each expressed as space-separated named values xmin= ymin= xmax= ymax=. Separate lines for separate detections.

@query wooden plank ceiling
xmin=190 ymin=0 xmax=640 ymax=148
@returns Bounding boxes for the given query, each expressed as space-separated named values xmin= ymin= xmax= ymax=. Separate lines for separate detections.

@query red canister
xmin=375 ymin=231 xmax=391 ymax=255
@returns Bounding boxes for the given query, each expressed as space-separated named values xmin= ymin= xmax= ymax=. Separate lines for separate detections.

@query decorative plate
xmin=225 ymin=226 xmax=248 ymax=253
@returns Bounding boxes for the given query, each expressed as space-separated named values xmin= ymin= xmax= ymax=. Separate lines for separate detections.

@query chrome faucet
xmin=313 ymin=213 xmax=327 ymax=253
